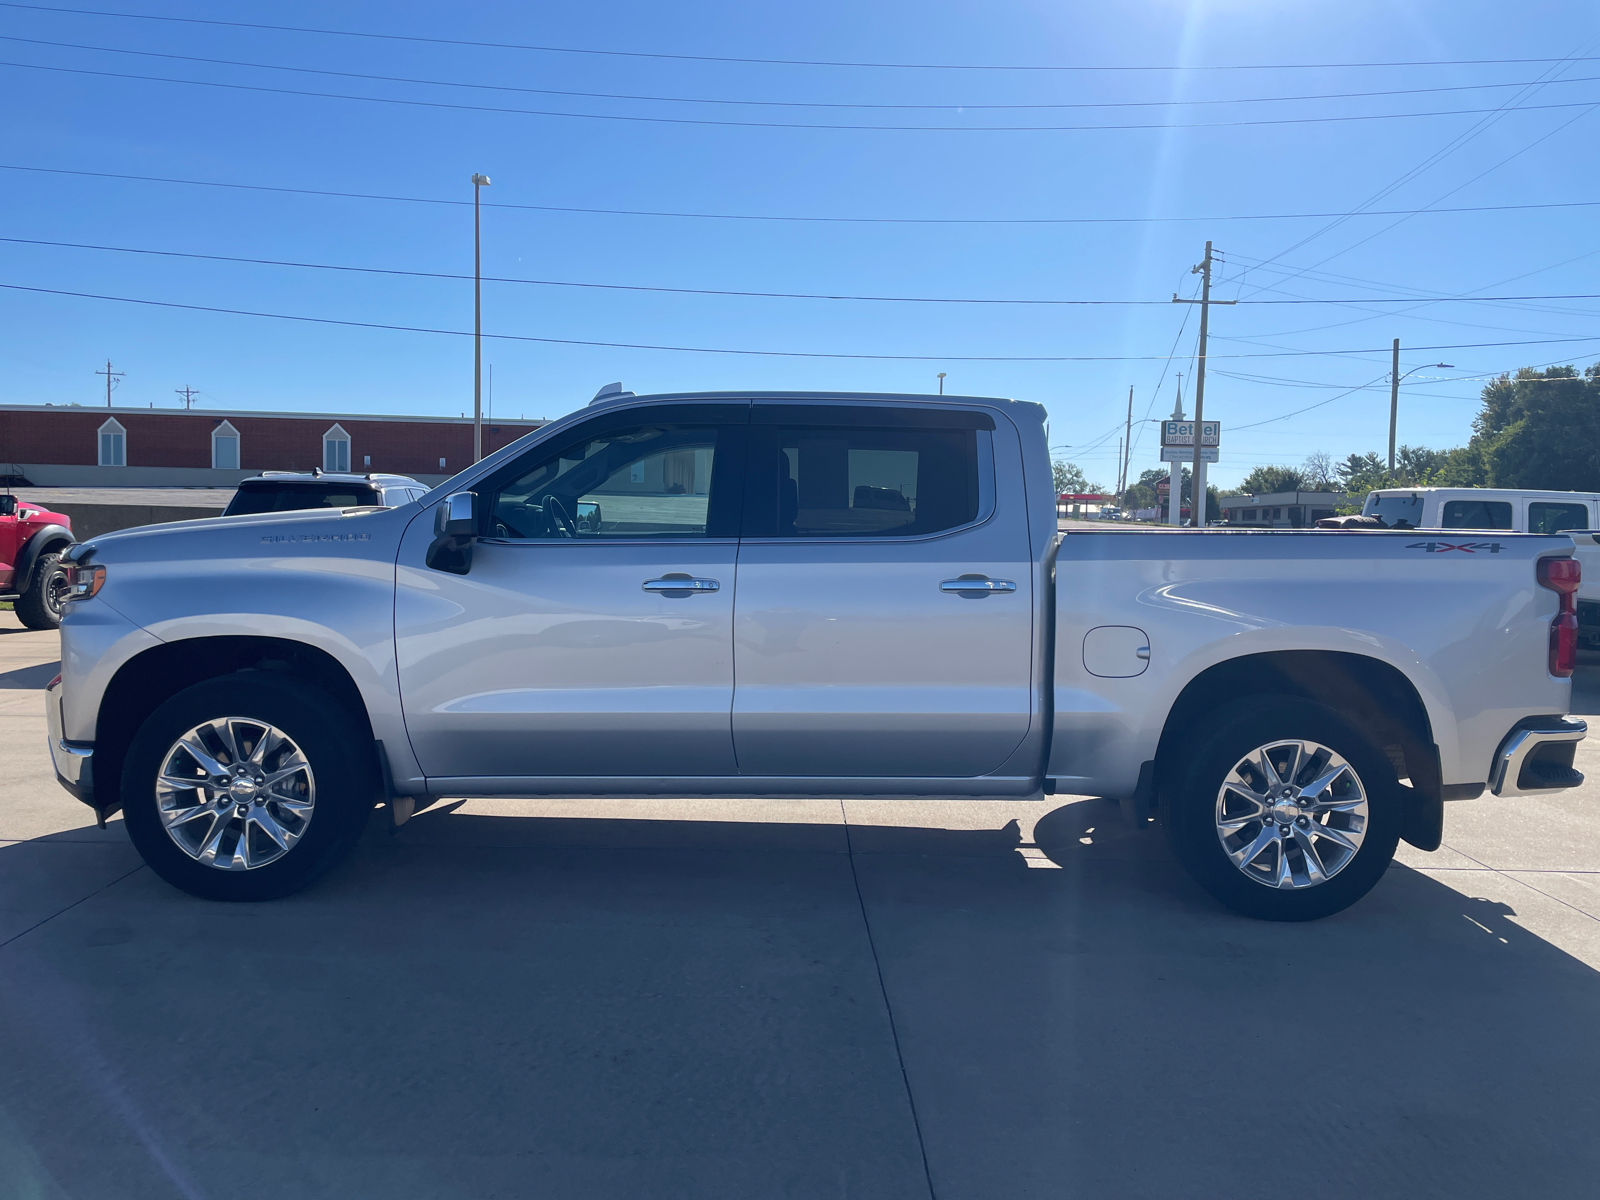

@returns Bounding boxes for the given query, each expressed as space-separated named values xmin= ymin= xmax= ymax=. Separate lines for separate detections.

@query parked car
xmin=0 ymin=493 xmax=74 ymax=629
xmin=1361 ymin=487 xmax=1600 ymax=647
xmin=46 ymin=391 xmax=1586 ymax=920
xmin=222 ymin=471 xmax=429 ymax=517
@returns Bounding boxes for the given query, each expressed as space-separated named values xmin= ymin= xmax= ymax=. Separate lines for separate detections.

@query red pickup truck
xmin=0 ymin=494 xmax=75 ymax=629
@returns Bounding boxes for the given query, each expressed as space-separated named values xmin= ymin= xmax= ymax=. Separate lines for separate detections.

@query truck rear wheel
xmin=15 ymin=550 xmax=69 ymax=630
xmin=1164 ymin=696 xmax=1402 ymax=921
xmin=120 ymin=672 xmax=376 ymax=901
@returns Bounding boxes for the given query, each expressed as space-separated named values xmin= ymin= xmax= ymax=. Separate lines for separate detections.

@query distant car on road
xmin=222 ymin=471 xmax=428 ymax=517
xmin=0 ymin=493 xmax=74 ymax=629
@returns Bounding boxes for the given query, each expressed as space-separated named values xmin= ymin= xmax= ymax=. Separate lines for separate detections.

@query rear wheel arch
xmin=94 ymin=636 xmax=377 ymax=819
xmin=1154 ymin=650 xmax=1441 ymax=849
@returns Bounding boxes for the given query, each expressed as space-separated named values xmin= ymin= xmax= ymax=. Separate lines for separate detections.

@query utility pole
xmin=1167 ymin=375 xmax=1184 ymax=527
xmin=471 ymin=172 xmax=492 ymax=463
xmin=1388 ymin=338 xmax=1400 ymax=475
xmin=175 ymin=386 xmax=199 ymax=410
xmin=1173 ymin=242 xmax=1236 ymax=527
xmin=1119 ymin=384 xmax=1134 ymax=498
xmin=95 ymin=360 xmax=124 ymax=407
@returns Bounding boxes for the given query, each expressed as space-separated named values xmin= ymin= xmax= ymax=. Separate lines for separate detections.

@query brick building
xmin=0 ymin=404 xmax=546 ymax=487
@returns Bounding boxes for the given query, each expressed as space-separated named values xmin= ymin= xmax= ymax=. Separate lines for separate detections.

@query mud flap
xmin=1400 ymin=744 xmax=1445 ymax=852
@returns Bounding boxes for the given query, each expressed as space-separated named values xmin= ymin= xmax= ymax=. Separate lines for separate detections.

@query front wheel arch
xmin=93 ymin=636 xmax=377 ymax=821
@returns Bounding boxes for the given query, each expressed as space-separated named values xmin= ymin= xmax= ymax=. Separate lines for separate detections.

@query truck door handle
xmin=642 ymin=576 xmax=720 ymax=593
xmin=940 ymin=577 xmax=1017 ymax=593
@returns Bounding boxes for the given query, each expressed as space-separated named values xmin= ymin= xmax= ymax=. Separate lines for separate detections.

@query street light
xmin=936 ymin=371 xmax=946 ymax=395
xmin=1388 ymin=348 xmax=1454 ymax=474
xmin=471 ymin=172 xmax=491 ymax=463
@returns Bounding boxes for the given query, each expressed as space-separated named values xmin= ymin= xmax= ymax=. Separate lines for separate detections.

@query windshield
xmin=1362 ymin=492 xmax=1423 ymax=530
xmin=224 ymin=482 xmax=383 ymax=516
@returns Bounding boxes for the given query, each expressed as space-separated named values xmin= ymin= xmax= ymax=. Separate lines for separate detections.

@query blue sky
xmin=3 ymin=0 xmax=1599 ymax=489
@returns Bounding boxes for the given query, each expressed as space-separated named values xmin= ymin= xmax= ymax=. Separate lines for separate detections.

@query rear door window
xmin=224 ymin=483 xmax=381 ymax=515
xmin=1528 ymin=501 xmax=1590 ymax=534
xmin=1441 ymin=499 xmax=1513 ymax=530
xmin=743 ymin=407 xmax=989 ymax=538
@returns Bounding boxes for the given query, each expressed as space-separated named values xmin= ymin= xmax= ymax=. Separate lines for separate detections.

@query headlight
xmin=68 ymin=565 xmax=106 ymax=600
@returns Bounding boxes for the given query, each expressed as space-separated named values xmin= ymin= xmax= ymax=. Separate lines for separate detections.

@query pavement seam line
xmin=0 ymin=863 xmax=146 ymax=951
xmin=1439 ymin=840 xmax=1600 ymax=925
xmin=840 ymin=799 xmax=939 ymax=1200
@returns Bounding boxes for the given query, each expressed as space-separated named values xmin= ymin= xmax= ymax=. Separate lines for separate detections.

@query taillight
xmin=1538 ymin=556 xmax=1580 ymax=677
xmin=68 ymin=565 xmax=105 ymax=601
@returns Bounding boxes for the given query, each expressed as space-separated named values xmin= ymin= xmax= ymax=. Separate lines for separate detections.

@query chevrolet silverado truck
xmin=45 ymin=391 xmax=1588 ymax=920
xmin=0 ymin=493 xmax=74 ymax=629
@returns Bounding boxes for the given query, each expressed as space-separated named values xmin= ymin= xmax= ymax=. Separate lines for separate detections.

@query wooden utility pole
xmin=1172 ymin=243 xmax=1235 ymax=527
xmin=1120 ymin=384 xmax=1134 ymax=498
xmin=1388 ymin=338 xmax=1400 ymax=475
xmin=175 ymin=386 xmax=199 ymax=410
xmin=95 ymin=360 xmax=123 ymax=407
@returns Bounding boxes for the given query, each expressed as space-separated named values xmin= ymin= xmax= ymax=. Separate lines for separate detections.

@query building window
xmin=323 ymin=424 xmax=351 ymax=473
xmin=97 ymin=417 xmax=126 ymax=466
xmin=212 ymin=420 xmax=240 ymax=470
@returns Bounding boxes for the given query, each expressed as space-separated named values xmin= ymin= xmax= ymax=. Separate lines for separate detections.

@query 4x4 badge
xmin=1406 ymin=541 xmax=1503 ymax=554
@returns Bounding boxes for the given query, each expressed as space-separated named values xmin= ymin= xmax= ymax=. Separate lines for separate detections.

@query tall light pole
xmin=1389 ymin=342 xmax=1453 ymax=476
xmin=936 ymin=372 xmax=946 ymax=395
xmin=471 ymin=173 xmax=491 ymax=462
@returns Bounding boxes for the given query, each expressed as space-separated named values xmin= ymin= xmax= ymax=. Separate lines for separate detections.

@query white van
xmin=1363 ymin=487 xmax=1600 ymax=644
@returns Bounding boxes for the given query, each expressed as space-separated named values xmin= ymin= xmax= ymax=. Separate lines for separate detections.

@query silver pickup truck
xmin=46 ymin=391 xmax=1588 ymax=920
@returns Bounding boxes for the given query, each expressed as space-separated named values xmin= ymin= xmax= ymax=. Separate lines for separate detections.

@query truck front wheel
xmin=1165 ymin=697 xmax=1402 ymax=921
xmin=14 ymin=550 xmax=69 ymax=630
xmin=121 ymin=672 xmax=377 ymax=901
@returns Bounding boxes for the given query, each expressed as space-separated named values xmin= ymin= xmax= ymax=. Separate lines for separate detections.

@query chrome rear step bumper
xmin=1489 ymin=716 xmax=1587 ymax=797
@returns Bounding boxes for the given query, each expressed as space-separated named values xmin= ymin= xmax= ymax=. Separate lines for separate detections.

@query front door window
xmin=489 ymin=422 xmax=725 ymax=540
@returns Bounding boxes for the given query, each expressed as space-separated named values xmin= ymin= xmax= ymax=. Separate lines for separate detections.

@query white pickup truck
xmin=45 ymin=391 xmax=1587 ymax=920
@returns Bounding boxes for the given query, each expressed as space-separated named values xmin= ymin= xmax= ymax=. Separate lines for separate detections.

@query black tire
xmin=1163 ymin=696 xmax=1402 ymax=921
xmin=14 ymin=550 xmax=68 ymax=630
xmin=121 ymin=671 xmax=377 ymax=901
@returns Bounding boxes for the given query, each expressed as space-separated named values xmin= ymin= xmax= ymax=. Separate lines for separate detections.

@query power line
xmin=5 ymin=3 xmax=1598 ymax=74
xmin=18 ymin=233 xmax=1600 ymax=309
xmin=7 ymin=162 xmax=1598 ymax=227
xmin=9 ymin=59 xmax=1600 ymax=133
xmin=13 ymin=34 xmax=1600 ymax=112
xmin=6 ymin=280 xmax=1600 ymax=362
xmin=1233 ymin=39 xmax=1600 ymax=294
xmin=22 ymin=232 xmax=1600 ymax=309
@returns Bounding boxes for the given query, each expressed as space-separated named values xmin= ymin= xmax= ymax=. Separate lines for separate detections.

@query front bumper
xmin=1489 ymin=716 xmax=1587 ymax=797
xmin=44 ymin=674 xmax=95 ymax=807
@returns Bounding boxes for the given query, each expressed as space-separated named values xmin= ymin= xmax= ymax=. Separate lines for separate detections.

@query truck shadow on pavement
xmin=2 ymin=799 xmax=1597 ymax=1200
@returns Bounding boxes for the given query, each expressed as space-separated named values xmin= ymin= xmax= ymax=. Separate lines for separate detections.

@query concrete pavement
xmin=3 ymin=611 xmax=1599 ymax=1198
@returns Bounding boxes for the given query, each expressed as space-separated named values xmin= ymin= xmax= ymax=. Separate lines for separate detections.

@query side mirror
xmin=0 ymin=494 xmax=15 ymax=517
xmin=426 ymin=491 xmax=477 ymax=574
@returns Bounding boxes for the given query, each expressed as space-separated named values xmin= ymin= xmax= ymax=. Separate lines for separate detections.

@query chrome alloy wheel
xmin=1214 ymin=738 xmax=1368 ymax=890
xmin=155 ymin=717 xmax=316 ymax=870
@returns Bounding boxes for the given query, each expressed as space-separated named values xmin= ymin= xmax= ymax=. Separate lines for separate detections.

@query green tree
xmin=1236 ymin=464 xmax=1307 ymax=495
xmin=1052 ymin=459 xmax=1104 ymax=495
xmin=1472 ymin=365 xmax=1600 ymax=490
